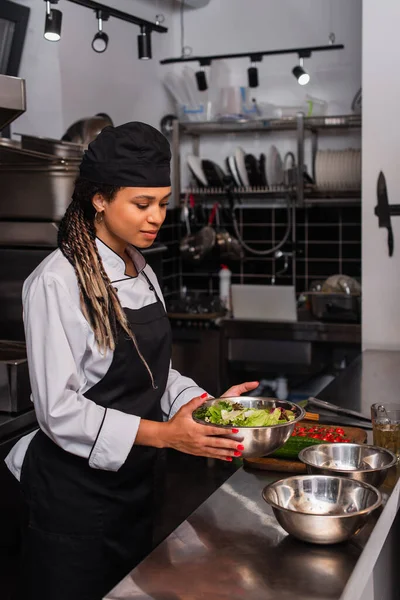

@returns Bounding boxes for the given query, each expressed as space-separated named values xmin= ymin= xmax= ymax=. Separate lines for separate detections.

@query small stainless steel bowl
xmin=298 ymin=443 xmax=397 ymax=488
xmin=263 ymin=474 xmax=381 ymax=544
xmin=192 ymin=397 xmax=305 ymax=458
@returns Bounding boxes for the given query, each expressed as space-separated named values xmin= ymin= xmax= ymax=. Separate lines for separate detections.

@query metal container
xmin=192 ymin=396 xmax=305 ymax=458
xmin=19 ymin=134 xmax=85 ymax=159
xmin=262 ymin=474 xmax=382 ymax=544
xmin=308 ymin=292 xmax=361 ymax=323
xmin=0 ymin=74 xmax=26 ymax=130
xmin=298 ymin=443 xmax=397 ymax=488
xmin=0 ymin=163 xmax=80 ymax=220
xmin=0 ymin=341 xmax=31 ymax=413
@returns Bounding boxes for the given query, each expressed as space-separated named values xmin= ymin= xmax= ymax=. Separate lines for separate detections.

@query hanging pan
xmin=180 ymin=201 xmax=218 ymax=263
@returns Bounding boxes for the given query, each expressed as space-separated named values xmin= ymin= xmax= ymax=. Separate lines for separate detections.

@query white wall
xmin=362 ymin=0 xmax=400 ymax=350
xmin=171 ymin=0 xmax=361 ymax=113
xmin=170 ymin=0 xmax=362 ymax=185
xmin=11 ymin=0 xmax=176 ymax=138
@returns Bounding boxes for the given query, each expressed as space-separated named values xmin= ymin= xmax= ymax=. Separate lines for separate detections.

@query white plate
xmin=267 ymin=145 xmax=284 ymax=186
xmin=228 ymin=155 xmax=242 ymax=187
xmin=187 ymin=155 xmax=208 ymax=187
xmin=235 ymin=146 xmax=249 ymax=187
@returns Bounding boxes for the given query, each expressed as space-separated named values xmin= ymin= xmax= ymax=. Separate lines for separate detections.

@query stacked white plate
xmin=315 ymin=149 xmax=361 ymax=190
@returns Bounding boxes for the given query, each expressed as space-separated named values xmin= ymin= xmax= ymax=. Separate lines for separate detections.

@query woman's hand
xmin=160 ymin=394 xmax=244 ymax=461
xmin=221 ymin=381 xmax=259 ymax=397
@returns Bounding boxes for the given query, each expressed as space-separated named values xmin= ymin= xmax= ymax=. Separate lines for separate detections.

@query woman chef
xmin=5 ymin=122 xmax=257 ymax=600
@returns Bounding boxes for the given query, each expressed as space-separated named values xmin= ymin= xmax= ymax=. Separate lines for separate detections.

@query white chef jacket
xmin=5 ymin=238 xmax=206 ymax=481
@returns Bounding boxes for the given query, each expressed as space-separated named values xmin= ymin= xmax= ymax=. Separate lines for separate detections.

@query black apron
xmin=18 ymin=273 xmax=171 ymax=600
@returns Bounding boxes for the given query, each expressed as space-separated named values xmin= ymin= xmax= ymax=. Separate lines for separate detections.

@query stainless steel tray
xmin=18 ymin=134 xmax=85 ymax=159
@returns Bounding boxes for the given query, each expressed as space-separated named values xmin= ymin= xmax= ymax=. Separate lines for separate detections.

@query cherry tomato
xmin=336 ymin=428 xmax=345 ymax=435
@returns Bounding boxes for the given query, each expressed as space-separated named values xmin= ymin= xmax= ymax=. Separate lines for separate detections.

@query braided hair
xmin=57 ymin=177 xmax=134 ymax=353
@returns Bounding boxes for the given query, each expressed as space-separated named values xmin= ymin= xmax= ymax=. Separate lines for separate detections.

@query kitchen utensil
xmin=201 ymin=159 xmax=226 ymax=187
xmin=283 ymin=151 xmax=296 ymax=187
xmin=244 ymin=153 xmax=261 ymax=187
xmin=0 ymin=163 xmax=80 ymax=220
xmin=187 ymin=155 xmax=208 ymax=187
xmin=234 ymin=147 xmax=249 ymax=187
xmin=226 ymin=155 xmax=242 ymax=187
xmin=244 ymin=423 xmax=367 ymax=473
xmin=180 ymin=201 xmax=217 ymax=262
xmin=308 ymin=397 xmax=370 ymax=422
xmin=267 ymin=145 xmax=284 ymax=186
xmin=19 ymin=134 xmax=85 ymax=159
xmin=259 ymin=153 xmax=268 ymax=187
xmin=308 ymin=292 xmax=361 ymax=323
xmin=371 ymin=402 xmax=400 ymax=458
xmin=321 ymin=275 xmax=361 ymax=295
xmin=298 ymin=443 xmax=397 ymax=488
xmin=262 ymin=474 xmax=382 ymax=544
xmin=0 ymin=340 xmax=32 ymax=413
xmin=61 ymin=114 xmax=113 ymax=146
xmin=214 ymin=203 xmax=243 ymax=261
xmin=192 ymin=397 xmax=305 ymax=459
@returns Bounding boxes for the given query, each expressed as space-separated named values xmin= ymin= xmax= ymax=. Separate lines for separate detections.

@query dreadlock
xmin=58 ymin=177 xmax=134 ymax=353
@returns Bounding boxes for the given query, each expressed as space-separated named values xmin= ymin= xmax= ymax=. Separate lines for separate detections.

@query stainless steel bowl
xmin=262 ymin=474 xmax=382 ymax=544
xmin=298 ymin=443 xmax=397 ymax=488
xmin=192 ymin=397 xmax=305 ymax=458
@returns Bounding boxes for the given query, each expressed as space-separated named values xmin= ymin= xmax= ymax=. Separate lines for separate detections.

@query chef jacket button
xmin=149 ymin=285 xmax=154 ymax=291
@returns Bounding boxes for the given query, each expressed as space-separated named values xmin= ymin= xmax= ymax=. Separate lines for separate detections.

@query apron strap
xmin=141 ymin=270 xmax=162 ymax=304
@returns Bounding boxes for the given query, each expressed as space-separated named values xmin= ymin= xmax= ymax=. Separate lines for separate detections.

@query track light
xmin=44 ymin=1 xmax=62 ymax=42
xmin=138 ymin=25 xmax=152 ymax=60
xmin=247 ymin=54 xmax=262 ymax=88
xmin=195 ymin=68 xmax=208 ymax=91
xmin=195 ymin=59 xmax=210 ymax=91
xmin=292 ymin=57 xmax=310 ymax=85
xmin=247 ymin=66 xmax=259 ymax=88
xmin=92 ymin=10 xmax=109 ymax=53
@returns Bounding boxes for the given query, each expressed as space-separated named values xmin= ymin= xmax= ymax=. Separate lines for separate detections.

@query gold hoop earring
xmin=95 ymin=211 xmax=104 ymax=224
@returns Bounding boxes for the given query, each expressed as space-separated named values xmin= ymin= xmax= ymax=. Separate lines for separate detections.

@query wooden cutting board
xmin=244 ymin=423 xmax=367 ymax=473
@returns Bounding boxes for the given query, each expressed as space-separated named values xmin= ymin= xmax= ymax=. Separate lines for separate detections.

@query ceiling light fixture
xmin=138 ymin=25 xmax=152 ymax=60
xmin=195 ymin=59 xmax=210 ymax=91
xmin=160 ymin=43 xmax=344 ymax=65
xmin=292 ymin=56 xmax=310 ymax=85
xmin=44 ymin=0 xmax=63 ymax=42
xmin=92 ymin=10 xmax=109 ymax=53
xmin=247 ymin=54 xmax=262 ymax=88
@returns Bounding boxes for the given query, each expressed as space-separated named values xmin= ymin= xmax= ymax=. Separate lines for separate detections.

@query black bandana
xmin=79 ymin=121 xmax=171 ymax=187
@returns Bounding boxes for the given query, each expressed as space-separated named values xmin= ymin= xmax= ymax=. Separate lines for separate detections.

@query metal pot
xmin=308 ymin=292 xmax=361 ymax=323
xmin=180 ymin=201 xmax=217 ymax=263
xmin=19 ymin=134 xmax=85 ymax=159
xmin=215 ymin=204 xmax=243 ymax=260
xmin=0 ymin=163 xmax=80 ymax=220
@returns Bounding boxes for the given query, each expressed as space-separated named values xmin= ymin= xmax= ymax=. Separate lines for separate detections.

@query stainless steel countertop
xmin=105 ymin=350 xmax=400 ymax=600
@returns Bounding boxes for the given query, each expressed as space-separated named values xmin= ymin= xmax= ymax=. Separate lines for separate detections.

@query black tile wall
xmin=159 ymin=204 xmax=362 ymax=296
xmin=158 ymin=209 xmax=181 ymax=296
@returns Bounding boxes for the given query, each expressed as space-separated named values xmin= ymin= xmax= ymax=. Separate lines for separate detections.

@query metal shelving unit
xmin=172 ymin=113 xmax=361 ymax=287
xmin=172 ymin=113 xmax=361 ymax=207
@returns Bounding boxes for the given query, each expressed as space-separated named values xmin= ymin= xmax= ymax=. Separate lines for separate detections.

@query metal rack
xmin=172 ymin=113 xmax=362 ymax=207
xmin=171 ymin=113 xmax=361 ymax=288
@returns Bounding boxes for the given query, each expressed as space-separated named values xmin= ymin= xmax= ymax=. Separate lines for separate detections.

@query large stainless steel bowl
xmin=298 ymin=443 xmax=397 ymax=488
xmin=192 ymin=397 xmax=305 ymax=458
xmin=262 ymin=474 xmax=382 ymax=544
